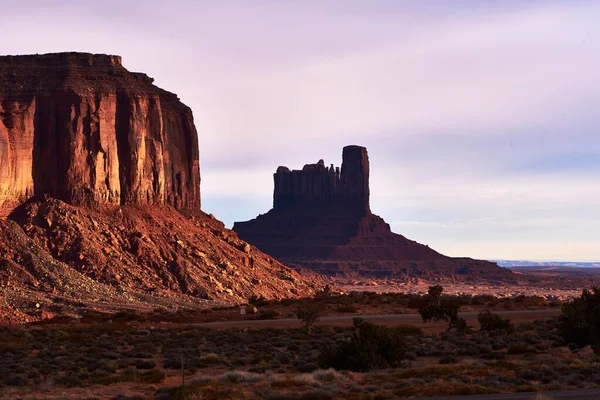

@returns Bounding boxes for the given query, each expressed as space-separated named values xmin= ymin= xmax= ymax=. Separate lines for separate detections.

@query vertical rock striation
xmin=0 ymin=52 xmax=200 ymax=217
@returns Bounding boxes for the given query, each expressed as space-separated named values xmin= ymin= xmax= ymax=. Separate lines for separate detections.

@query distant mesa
xmin=234 ymin=145 xmax=513 ymax=280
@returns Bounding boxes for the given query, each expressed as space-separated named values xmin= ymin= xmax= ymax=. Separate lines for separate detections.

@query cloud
xmin=1 ymin=0 xmax=599 ymax=260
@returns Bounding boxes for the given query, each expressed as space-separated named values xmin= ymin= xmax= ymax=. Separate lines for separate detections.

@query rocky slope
xmin=0 ymin=53 xmax=316 ymax=323
xmin=0 ymin=197 xmax=313 ymax=323
xmin=234 ymin=146 xmax=513 ymax=281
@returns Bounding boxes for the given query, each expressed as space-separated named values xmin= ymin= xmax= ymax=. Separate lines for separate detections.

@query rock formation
xmin=0 ymin=53 xmax=316 ymax=323
xmin=0 ymin=52 xmax=200 ymax=217
xmin=234 ymin=146 xmax=513 ymax=280
xmin=273 ymin=145 xmax=369 ymax=213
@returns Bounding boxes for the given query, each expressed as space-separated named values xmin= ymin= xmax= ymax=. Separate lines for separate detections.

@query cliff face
xmin=234 ymin=146 xmax=513 ymax=281
xmin=0 ymin=53 xmax=200 ymax=217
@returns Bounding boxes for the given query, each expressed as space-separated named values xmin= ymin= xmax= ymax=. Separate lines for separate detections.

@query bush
xmin=336 ymin=304 xmax=358 ymax=313
xmin=4 ymin=374 xmax=27 ymax=386
xmin=217 ymin=370 xmax=263 ymax=383
xmin=507 ymin=344 xmax=530 ymax=355
xmin=394 ymin=325 xmax=424 ymax=336
xmin=249 ymin=295 xmax=270 ymax=307
xmin=295 ymin=301 xmax=322 ymax=334
xmin=319 ymin=318 xmax=406 ymax=372
xmin=517 ymin=369 xmax=540 ymax=381
xmin=257 ymin=310 xmax=280 ymax=320
xmin=135 ymin=360 xmax=156 ymax=370
xmin=439 ymin=356 xmax=458 ymax=364
xmin=560 ymin=287 xmax=600 ymax=353
xmin=418 ymin=286 xmax=464 ymax=331
xmin=55 ymin=375 xmax=83 ymax=387
xmin=477 ymin=310 xmax=514 ymax=333
xmin=113 ymin=311 xmax=138 ymax=321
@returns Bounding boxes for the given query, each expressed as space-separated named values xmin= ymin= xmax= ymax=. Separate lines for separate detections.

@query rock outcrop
xmin=0 ymin=52 xmax=200 ymax=217
xmin=273 ymin=145 xmax=369 ymax=213
xmin=0 ymin=53 xmax=316 ymax=323
xmin=234 ymin=146 xmax=513 ymax=281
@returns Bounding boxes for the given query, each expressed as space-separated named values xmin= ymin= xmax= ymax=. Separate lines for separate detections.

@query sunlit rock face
xmin=0 ymin=52 xmax=200 ymax=217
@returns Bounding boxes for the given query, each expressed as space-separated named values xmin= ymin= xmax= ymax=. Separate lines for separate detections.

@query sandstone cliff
xmin=234 ymin=146 xmax=513 ymax=281
xmin=0 ymin=52 xmax=200 ymax=217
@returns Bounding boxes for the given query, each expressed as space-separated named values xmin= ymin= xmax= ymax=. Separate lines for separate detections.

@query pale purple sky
xmin=1 ymin=0 xmax=599 ymax=261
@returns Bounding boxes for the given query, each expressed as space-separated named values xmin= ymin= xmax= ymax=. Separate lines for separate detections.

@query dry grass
xmin=0 ymin=306 xmax=598 ymax=399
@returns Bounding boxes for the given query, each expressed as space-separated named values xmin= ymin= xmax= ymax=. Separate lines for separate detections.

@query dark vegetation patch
xmin=3 ymin=288 xmax=600 ymax=400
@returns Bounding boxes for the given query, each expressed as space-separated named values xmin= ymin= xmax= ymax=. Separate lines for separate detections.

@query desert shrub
xmin=135 ymin=359 xmax=156 ymax=370
xmin=319 ymin=318 xmax=406 ymax=372
xmin=287 ymin=343 xmax=300 ymax=351
xmin=168 ymin=381 xmax=238 ymax=400
xmin=507 ymin=344 xmax=531 ymax=355
xmin=258 ymin=310 xmax=280 ymax=320
xmin=163 ymin=358 xmax=182 ymax=369
xmin=139 ymin=369 xmax=166 ymax=383
xmin=312 ymin=368 xmax=345 ymax=382
xmin=113 ymin=311 xmax=138 ymax=321
xmin=530 ymin=395 xmax=555 ymax=400
xmin=4 ymin=374 xmax=27 ymax=386
xmin=295 ymin=300 xmax=322 ymax=334
xmin=418 ymin=286 xmax=465 ymax=331
xmin=481 ymin=352 xmax=506 ymax=360
xmin=249 ymin=295 xmax=270 ymax=307
xmin=471 ymin=295 xmax=497 ymax=306
xmin=263 ymin=392 xmax=297 ymax=400
xmin=218 ymin=370 xmax=263 ymax=383
xmin=439 ymin=355 xmax=458 ymax=364
xmin=26 ymin=369 xmax=40 ymax=379
xmin=111 ymin=395 xmax=146 ymax=400
xmin=298 ymin=390 xmax=334 ymax=400
xmin=133 ymin=351 xmax=153 ymax=359
xmin=281 ymin=298 xmax=296 ymax=307
xmin=55 ymin=374 xmax=82 ymax=387
xmin=560 ymin=287 xmax=600 ymax=353
xmin=295 ymin=361 xmax=320 ymax=373
xmin=477 ymin=310 xmax=515 ymax=333
xmin=198 ymin=353 xmax=225 ymax=366
xmin=517 ymin=368 xmax=540 ymax=381
xmin=394 ymin=325 xmax=424 ymax=336
xmin=336 ymin=304 xmax=358 ymax=313
xmin=457 ymin=346 xmax=478 ymax=357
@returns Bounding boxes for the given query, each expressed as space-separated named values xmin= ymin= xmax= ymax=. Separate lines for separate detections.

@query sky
xmin=1 ymin=0 xmax=599 ymax=261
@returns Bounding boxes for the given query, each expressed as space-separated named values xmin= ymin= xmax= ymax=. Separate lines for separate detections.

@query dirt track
xmin=194 ymin=308 xmax=561 ymax=332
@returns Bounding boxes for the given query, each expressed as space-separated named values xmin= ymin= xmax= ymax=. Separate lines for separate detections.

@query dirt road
xmin=194 ymin=309 xmax=560 ymax=332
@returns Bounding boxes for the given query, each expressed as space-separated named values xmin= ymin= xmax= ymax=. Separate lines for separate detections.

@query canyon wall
xmin=0 ymin=52 xmax=200 ymax=217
